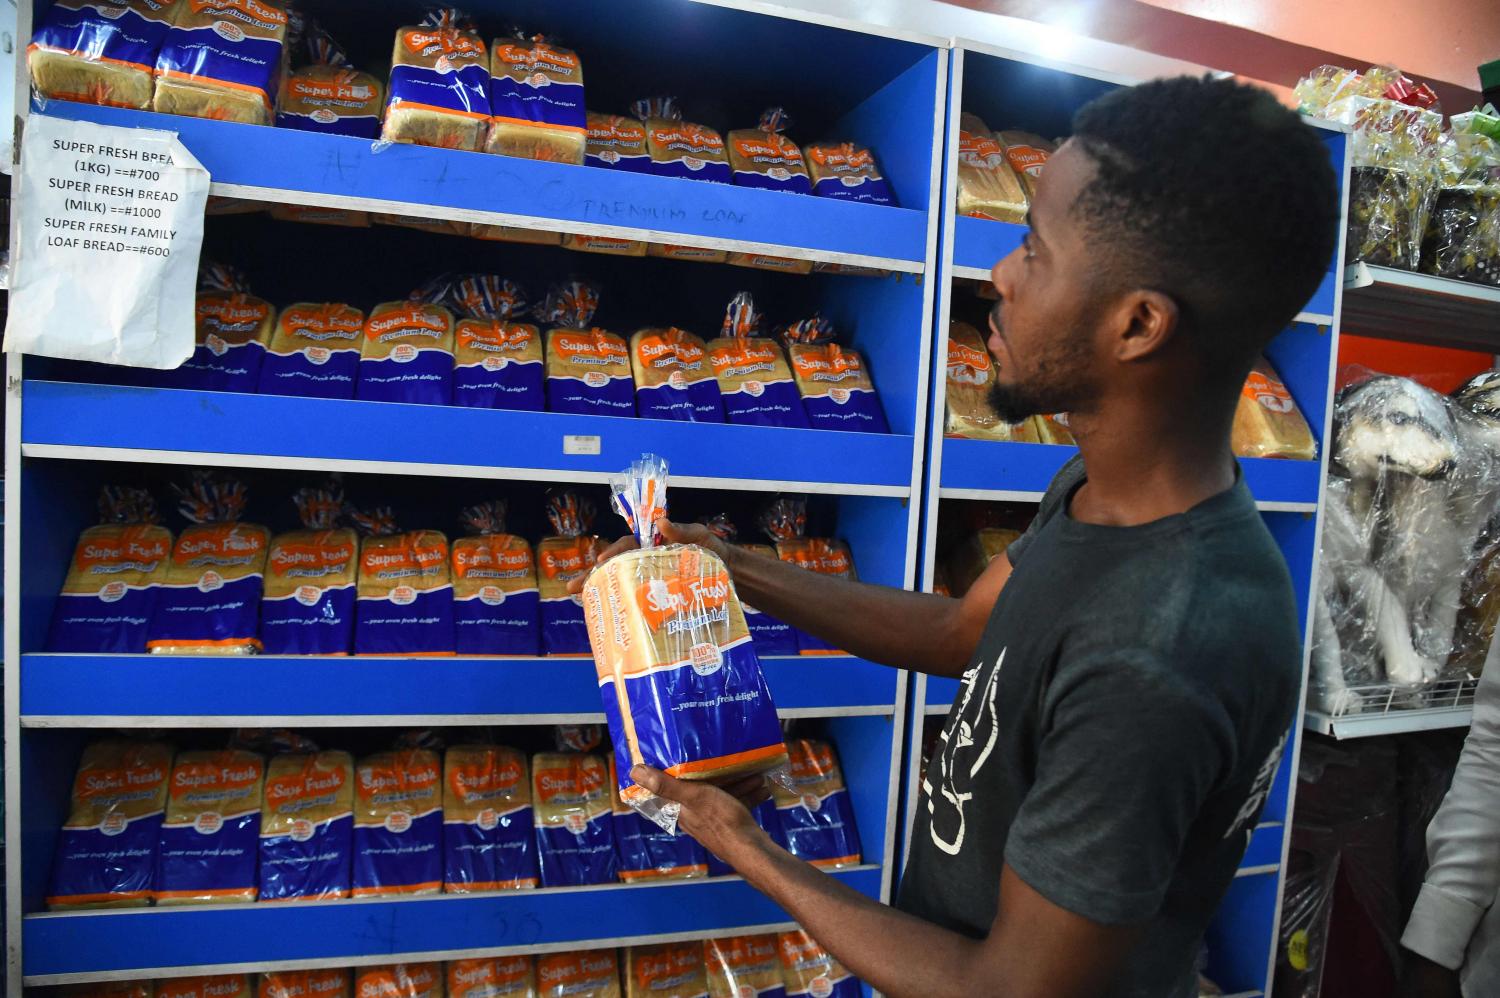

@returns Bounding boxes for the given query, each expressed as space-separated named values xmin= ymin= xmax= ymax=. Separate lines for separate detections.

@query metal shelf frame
xmin=1341 ymin=262 xmax=1500 ymax=352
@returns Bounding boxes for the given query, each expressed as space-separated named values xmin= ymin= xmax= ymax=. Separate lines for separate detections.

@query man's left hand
xmin=630 ymin=764 xmax=773 ymax=868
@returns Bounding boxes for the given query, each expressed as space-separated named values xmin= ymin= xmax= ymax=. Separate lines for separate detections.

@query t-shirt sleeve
xmin=1004 ymin=653 xmax=1232 ymax=925
xmin=1006 ymin=455 xmax=1085 ymax=568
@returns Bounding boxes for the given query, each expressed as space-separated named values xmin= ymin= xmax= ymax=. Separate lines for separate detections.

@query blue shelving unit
xmin=902 ymin=37 xmax=1348 ymax=997
xmin=5 ymin=0 xmax=948 ymax=989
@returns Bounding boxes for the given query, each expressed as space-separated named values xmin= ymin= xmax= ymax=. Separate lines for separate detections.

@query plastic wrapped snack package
xmin=444 ymin=744 xmax=539 ymax=891
xmin=47 ymin=740 xmax=172 ymax=910
xmin=704 ymin=935 xmax=786 ymax=998
xmin=47 ymin=487 xmax=172 ymax=653
xmin=585 ymin=455 xmax=790 ymax=830
xmin=649 ymin=243 xmax=728 ymax=264
xmin=1231 ymin=357 xmax=1318 ymax=460
xmin=276 ymin=20 xmax=382 ymax=138
xmin=955 ymin=113 xmax=1028 ymax=223
xmin=725 ymin=252 xmax=814 ymax=276
xmin=260 ymin=487 xmax=358 ymax=655
xmin=258 ymin=749 xmax=354 ymax=901
xmin=804 ymin=141 xmax=894 ymax=206
xmin=432 ymin=274 xmax=545 ymax=411
xmin=357 ymin=292 xmax=456 ymax=407
xmin=537 ymin=951 xmax=622 ymax=998
xmin=781 ymin=315 xmax=889 ymax=433
xmin=152 ymin=0 xmax=288 ymax=126
xmin=452 ymin=501 xmax=541 ymax=655
xmin=997 ymin=130 xmax=1054 ymax=201
xmin=608 ymin=755 xmax=709 ymax=882
xmin=944 ymin=321 xmax=1039 ymax=442
xmin=537 ymin=491 xmax=605 ymax=655
xmin=634 ymin=96 xmax=732 ymax=183
xmin=587 ymin=112 xmax=651 ymax=171
xmin=157 ymin=976 xmax=252 ymax=998
xmin=155 ymin=749 xmax=265 ymax=904
xmin=382 ymin=7 xmax=490 ymax=151
xmin=531 ymin=751 xmax=617 ymax=886
xmin=1421 ymin=129 xmax=1500 ymax=286
xmin=543 ymin=281 xmax=635 ymax=416
xmin=258 ymin=302 xmax=365 ymax=400
xmin=354 ymin=965 xmax=443 ymax=998
xmin=486 ymin=32 xmax=587 ymax=163
xmin=698 ymin=513 xmax=797 ymax=657
xmin=449 ymin=957 xmax=537 ymax=998
xmin=625 ymin=943 xmax=710 ymax=998
xmin=709 ymin=293 xmax=809 ymax=428
xmin=776 ymin=931 xmax=859 ymax=998
xmin=147 ymin=476 xmax=268 ymax=654
xmin=160 ymin=264 xmax=274 ymax=393
xmin=728 ymin=108 xmax=812 ymax=194
xmin=705 ymin=798 xmax=785 ymax=877
xmin=1034 ymin=412 xmax=1076 ymax=446
xmin=258 ymin=970 xmax=351 ymax=998
xmin=352 ymin=748 xmax=443 ymax=896
xmin=350 ymin=507 xmax=454 ymax=656
xmin=760 ymin=496 xmax=854 ymax=654
xmin=948 ymin=527 xmax=1022 ymax=598
xmin=771 ymin=739 xmax=860 ymax=870
xmin=562 ymin=233 xmax=648 ymax=257
xmin=556 ymin=724 xmax=606 ymax=753
xmin=471 ymin=223 xmax=564 ymax=245
xmin=377 ymin=213 xmax=470 ymax=237
xmin=267 ymin=203 xmax=373 ymax=227
xmin=28 ymin=0 xmax=181 ymax=110
xmin=631 ymin=326 xmax=725 ymax=423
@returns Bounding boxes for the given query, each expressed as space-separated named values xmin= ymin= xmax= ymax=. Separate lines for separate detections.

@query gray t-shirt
xmin=899 ymin=457 xmax=1300 ymax=998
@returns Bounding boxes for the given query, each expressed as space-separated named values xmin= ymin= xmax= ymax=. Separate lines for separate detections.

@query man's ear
xmin=1112 ymin=289 xmax=1179 ymax=363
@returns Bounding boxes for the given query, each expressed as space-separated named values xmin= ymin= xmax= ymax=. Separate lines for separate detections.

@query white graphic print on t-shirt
xmin=924 ymin=649 xmax=1005 ymax=856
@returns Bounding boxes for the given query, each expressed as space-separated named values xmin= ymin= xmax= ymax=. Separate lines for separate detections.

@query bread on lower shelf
xmin=1231 ymin=357 xmax=1318 ymax=460
xmin=956 ymin=113 xmax=1028 ymax=223
xmin=155 ymin=749 xmax=265 ymax=905
xmin=625 ymin=942 xmax=709 ymax=998
xmin=259 ymin=750 xmax=354 ymax=901
xmin=351 ymin=749 xmax=443 ymax=897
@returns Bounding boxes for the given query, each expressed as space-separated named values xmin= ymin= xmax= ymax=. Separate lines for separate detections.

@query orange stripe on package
xmin=543 ymin=281 xmax=634 ymax=417
xmin=631 ymin=326 xmax=724 ymax=423
xmin=537 ymin=949 xmax=622 ymax=998
xmin=258 ymin=750 xmax=354 ymax=901
xmin=352 ymin=508 xmax=454 ymax=656
xmin=155 ymin=749 xmax=265 ymax=904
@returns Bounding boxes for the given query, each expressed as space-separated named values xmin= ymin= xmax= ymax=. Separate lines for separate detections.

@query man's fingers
xmin=723 ymin=774 xmax=768 ymax=798
xmin=656 ymin=518 xmax=697 ymax=544
xmin=567 ymin=535 xmax=639 ymax=593
xmin=630 ymin=764 xmax=690 ymax=801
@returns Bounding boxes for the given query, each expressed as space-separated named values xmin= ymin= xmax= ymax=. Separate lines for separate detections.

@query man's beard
xmin=985 ymin=302 xmax=1093 ymax=425
xmin=986 ymin=380 xmax=1054 ymax=424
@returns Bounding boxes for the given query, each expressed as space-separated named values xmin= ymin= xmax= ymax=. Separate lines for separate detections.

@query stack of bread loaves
xmin=486 ymin=32 xmax=587 ymax=163
xmin=382 ymin=8 xmax=491 ymax=151
xmin=259 ymin=487 xmax=358 ymax=656
xmin=152 ymin=0 xmax=289 ymax=126
xmin=27 ymin=0 xmax=181 ymax=110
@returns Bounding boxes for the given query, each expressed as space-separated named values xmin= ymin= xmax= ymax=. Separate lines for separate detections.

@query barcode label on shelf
xmin=563 ymin=435 xmax=602 ymax=455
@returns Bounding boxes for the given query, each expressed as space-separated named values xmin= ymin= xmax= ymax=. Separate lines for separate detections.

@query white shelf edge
xmin=1233 ymin=864 xmax=1280 ymax=879
xmin=1344 ymin=261 xmax=1500 ymax=304
xmin=922 ymin=704 xmax=951 ymax=715
xmin=1256 ymin=501 xmax=1318 ymax=513
xmin=1293 ymin=311 xmax=1334 ymax=326
xmin=951 ymin=264 xmax=992 ymax=282
xmin=1304 ymin=705 xmax=1474 ymax=739
xmin=937 ymin=487 xmax=1045 ymax=503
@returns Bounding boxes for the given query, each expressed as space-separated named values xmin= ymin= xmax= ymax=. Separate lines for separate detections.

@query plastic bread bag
xmin=349 ymin=506 xmax=455 ymax=656
xmin=556 ymin=724 xmax=605 ymax=752
xmin=699 ymin=512 xmax=797 ymax=658
xmin=776 ymin=930 xmax=860 ymax=998
xmin=780 ymin=314 xmax=889 ymax=433
xmin=258 ymin=302 xmax=365 ymax=400
xmin=443 ymin=743 xmax=539 ymax=891
xmin=728 ymin=107 xmax=812 ymax=194
xmin=649 ymin=242 xmax=728 ymax=264
xmin=704 ymin=935 xmax=786 ymax=998
xmin=1034 ymin=412 xmax=1075 ymax=445
xmin=804 ymin=140 xmax=894 ymax=206
xmin=28 ymin=0 xmax=181 ymax=110
xmin=537 ymin=490 xmax=605 ymax=655
xmin=449 ymin=957 xmax=537 ymax=998
xmin=625 ymin=943 xmax=710 ymax=998
xmin=426 ymin=273 xmax=545 ymax=411
xmin=759 ymin=495 xmax=855 ymax=654
xmin=471 ymin=222 xmax=563 ymax=245
xmin=944 ymin=321 xmax=1040 ymax=442
xmin=1231 ymin=356 xmax=1319 ymax=461
xmin=259 ymin=486 xmax=358 ymax=655
xmin=383 ymin=7 xmax=490 ymax=151
xmin=955 ymin=112 xmax=1028 ymax=223
xmin=583 ymin=455 xmax=791 ymax=834
xmin=257 ymin=970 xmax=351 ymax=998
xmin=152 ymin=0 xmax=288 ymax=126
xmin=708 ymin=292 xmax=809 ymax=428
xmin=147 ymin=475 xmax=268 ymax=654
xmin=608 ymin=754 xmax=709 ymax=882
xmin=1420 ymin=129 xmax=1500 ymax=285
xmin=586 ymin=111 xmax=651 ymax=172
xmin=268 ymin=203 xmax=372 ymax=227
xmin=947 ymin=527 xmax=1022 ymax=598
xmin=997 ymin=130 xmax=1054 ymax=201
xmin=350 ymin=747 xmax=442 ymax=897
xmin=485 ymin=31 xmax=587 ymax=163
xmin=276 ymin=18 xmax=382 ymax=139
xmin=770 ymin=738 xmax=860 ymax=870
xmin=47 ymin=486 xmax=172 ymax=653
xmin=153 ymin=263 xmax=273 ymax=393
xmin=258 ymin=748 xmax=354 ymax=901
xmin=563 ymin=232 xmax=648 ymax=257
xmin=537 ymin=950 xmax=622 ymax=998
xmin=726 ymin=251 xmax=814 ymax=275
xmin=155 ymin=748 xmax=265 ymax=904
xmin=631 ymin=325 xmax=725 ymax=423
xmin=47 ymin=739 xmax=173 ymax=910
xmin=156 ymin=977 xmax=252 ymax=998
xmin=358 ymin=282 xmax=456 ymax=406
xmin=354 ymin=965 xmax=444 ymax=998
xmin=531 ymin=750 xmax=618 ymax=886
xmin=451 ymin=500 xmax=540 ymax=654
xmin=633 ymin=95 xmax=732 ymax=183
xmin=543 ymin=280 xmax=635 ymax=416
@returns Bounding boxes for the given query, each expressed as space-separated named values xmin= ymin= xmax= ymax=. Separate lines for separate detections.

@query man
xmin=577 ymin=75 xmax=1338 ymax=997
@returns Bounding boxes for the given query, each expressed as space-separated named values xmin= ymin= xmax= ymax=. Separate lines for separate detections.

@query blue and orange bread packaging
xmin=382 ymin=7 xmax=491 ymax=151
xmin=157 ymin=976 xmax=253 ymax=998
xmin=697 ymin=513 xmax=796 ymax=658
xmin=771 ymin=739 xmax=860 ymax=870
xmin=704 ymin=935 xmax=786 ymax=998
xmin=357 ymin=293 xmax=456 ymax=407
xmin=537 ymin=950 xmax=621 ymax=998
xmin=352 ymin=747 xmax=443 ymax=896
xmin=760 ymin=496 xmax=854 ymax=654
xmin=47 ymin=739 xmax=172 ymax=910
xmin=543 ymin=281 xmax=634 ymax=416
xmin=562 ymin=232 xmax=648 ymax=257
xmin=48 ymin=487 xmax=172 ymax=653
xmin=471 ymin=221 xmax=563 ymax=244
xmin=147 ymin=476 xmax=269 ymax=655
xmin=449 ymin=956 xmax=537 ymax=998
xmin=607 ymin=754 xmax=707 ymax=882
xmin=258 ymin=970 xmax=351 ymax=998
xmin=554 ymin=723 xmax=605 ymax=753
xmin=260 ymin=487 xmax=358 ymax=655
xmin=804 ymin=141 xmax=895 ymax=206
xmin=258 ymin=302 xmax=364 ymax=400
xmin=351 ymin=507 xmax=454 ymax=656
xmin=276 ymin=22 xmax=382 ymax=139
xmin=152 ymin=0 xmax=288 ymax=126
xmin=708 ymin=293 xmax=809 ymax=428
xmin=584 ymin=456 xmax=788 ymax=829
xmin=258 ymin=748 xmax=354 ymax=901
xmin=442 ymin=274 xmax=544 ymax=411
xmin=630 ymin=326 xmax=724 ymax=423
xmin=781 ymin=316 xmax=889 ymax=434
xmin=28 ymin=0 xmax=181 ymax=110
xmin=155 ymin=748 xmax=265 ymax=904
xmin=648 ymin=242 xmax=728 ymax=264
xmin=633 ymin=97 xmax=731 ymax=184
xmin=586 ymin=112 xmax=651 ymax=172
xmin=530 ymin=750 xmax=616 ymax=887
xmin=269 ymin=203 xmax=372 ymax=228
xmin=776 ymin=931 xmax=859 ymax=998
xmin=485 ymin=32 xmax=587 ymax=164
xmin=162 ymin=264 xmax=274 ymax=393
xmin=443 ymin=744 xmax=539 ymax=892
xmin=452 ymin=500 xmax=540 ymax=655
xmin=625 ymin=943 xmax=709 ymax=998
xmin=536 ymin=491 xmax=604 ymax=655
xmin=727 ymin=108 xmax=812 ymax=195
xmin=725 ymin=251 xmax=814 ymax=276
xmin=354 ymin=964 xmax=443 ymax=998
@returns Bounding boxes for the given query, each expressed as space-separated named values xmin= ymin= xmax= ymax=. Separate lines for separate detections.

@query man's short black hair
xmin=1071 ymin=75 xmax=1339 ymax=378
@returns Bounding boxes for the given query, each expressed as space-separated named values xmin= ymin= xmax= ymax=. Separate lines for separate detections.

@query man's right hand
xmin=1400 ymin=953 xmax=1461 ymax=998
xmin=566 ymin=518 xmax=732 ymax=594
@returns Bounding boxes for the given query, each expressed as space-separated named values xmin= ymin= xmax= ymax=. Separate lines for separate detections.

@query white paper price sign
xmin=3 ymin=114 xmax=210 ymax=369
